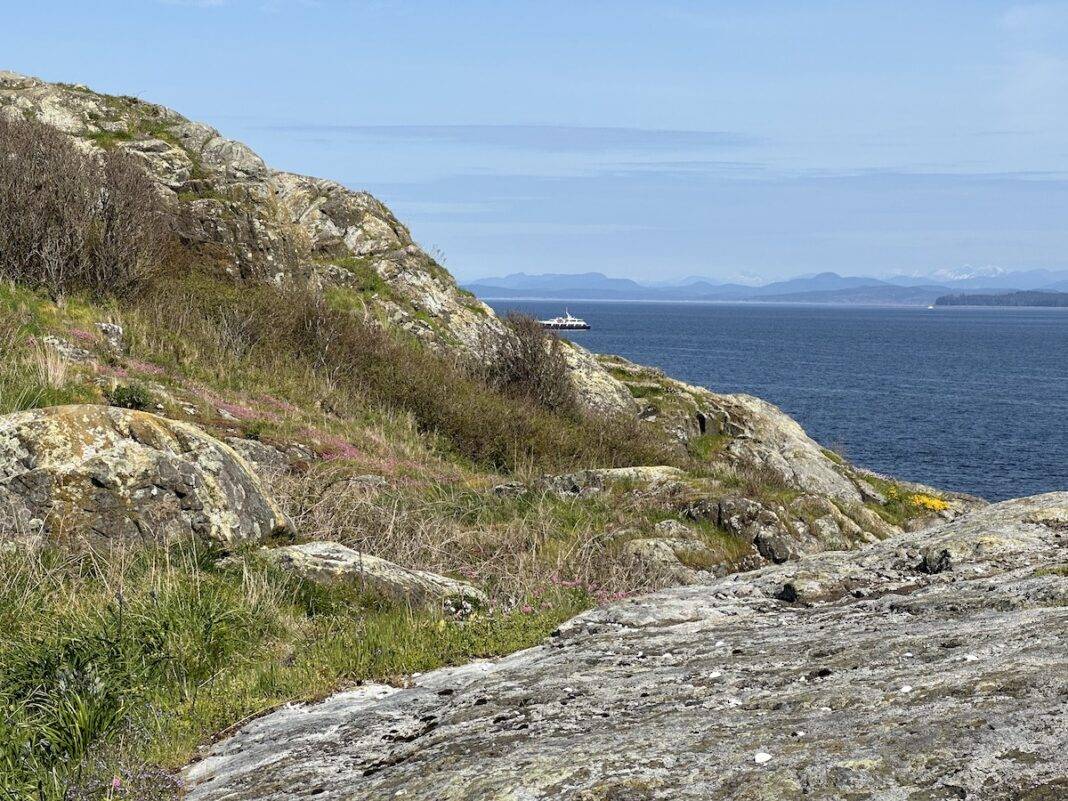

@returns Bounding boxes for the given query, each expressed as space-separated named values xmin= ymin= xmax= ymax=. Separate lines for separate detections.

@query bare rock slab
xmin=265 ymin=541 xmax=488 ymax=611
xmin=185 ymin=493 xmax=1068 ymax=800
xmin=0 ymin=405 xmax=290 ymax=546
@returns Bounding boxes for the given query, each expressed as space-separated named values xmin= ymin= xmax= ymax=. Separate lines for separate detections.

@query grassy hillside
xmin=0 ymin=101 xmax=956 ymax=800
xmin=0 ymin=269 xmax=691 ymax=799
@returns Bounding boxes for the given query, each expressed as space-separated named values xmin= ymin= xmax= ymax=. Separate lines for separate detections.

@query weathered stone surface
xmin=185 ymin=493 xmax=1068 ymax=800
xmin=0 ymin=405 xmax=290 ymax=546
xmin=559 ymin=341 xmax=636 ymax=416
xmin=539 ymin=465 xmax=685 ymax=496
xmin=620 ymin=537 xmax=712 ymax=585
xmin=265 ymin=541 xmax=487 ymax=612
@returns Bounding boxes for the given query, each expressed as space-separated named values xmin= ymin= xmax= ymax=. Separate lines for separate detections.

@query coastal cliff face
xmin=185 ymin=494 xmax=1068 ymax=800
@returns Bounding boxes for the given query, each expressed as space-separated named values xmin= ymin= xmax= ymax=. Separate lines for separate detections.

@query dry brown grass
xmin=31 ymin=342 xmax=70 ymax=390
xmin=271 ymin=466 xmax=663 ymax=605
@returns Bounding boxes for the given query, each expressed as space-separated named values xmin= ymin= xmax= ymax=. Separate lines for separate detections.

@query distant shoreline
xmin=935 ymin=290 xmax=1068 ymax=309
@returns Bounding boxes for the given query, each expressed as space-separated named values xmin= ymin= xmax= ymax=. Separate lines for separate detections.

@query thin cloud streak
xmin=249 ymin=124 xmax=756 ymax=153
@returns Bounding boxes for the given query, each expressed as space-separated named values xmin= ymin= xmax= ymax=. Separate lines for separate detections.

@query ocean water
xmin=485 ymin=300 xmax=1068 ymax=501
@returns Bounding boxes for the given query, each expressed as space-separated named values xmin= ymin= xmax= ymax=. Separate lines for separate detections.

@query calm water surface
xmin=486 ymin=300 xmax=1068 ymax=501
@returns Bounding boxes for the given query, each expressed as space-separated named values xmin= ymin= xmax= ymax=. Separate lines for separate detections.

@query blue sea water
xmin=485 ymin=300 xmax=1068 ymax=501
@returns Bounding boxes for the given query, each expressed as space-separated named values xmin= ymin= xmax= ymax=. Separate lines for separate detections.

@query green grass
xmin=687 ymin=433 xmax=729 ymax=462
xmin=625 ymin=383 xmax=663 ymax=400
xmin=0 ymin=284 xmax=102 ymax=414
xmin=821 ymin=447 xmax=846 ymax=465
xmin=0 ymin=542 xmax=588 ymax=799
xmin=83 ymin=129 xmax=133 ymax=149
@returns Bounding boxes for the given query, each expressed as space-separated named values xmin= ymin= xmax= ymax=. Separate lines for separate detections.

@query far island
xmin=935 ymin=290 xmax=1068 ymax=308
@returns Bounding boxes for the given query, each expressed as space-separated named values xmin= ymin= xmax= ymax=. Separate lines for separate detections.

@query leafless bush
xmin=0 ymin=115 xmax=170 ymax=297
xmin=490 ymin=313 xmax=576 ymax=414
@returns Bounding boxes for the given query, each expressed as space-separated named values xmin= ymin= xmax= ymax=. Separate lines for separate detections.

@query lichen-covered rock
xmin=559 ymin=341 xmax=636 ymax=416
xmin=620 ymin=537 xmax=709 ymax=585
xmin=598 ymin=355 xmax=988 ymax=525
xmin=265 ymin=541 xmax=487 ymax=612
xmin=0 ymin=405 xmax=290 ymax=546
xmin=184 ymin=493 xmax=1068 ymax=800
xmin=539 ymin=465 xmax=685 ymax=497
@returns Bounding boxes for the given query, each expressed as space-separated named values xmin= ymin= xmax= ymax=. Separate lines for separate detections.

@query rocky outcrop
xmin=0 ymin=71 xmax=634 ymax=414
xmin=0 ymin=405 xmax=290 ymax=546
xmin=559 ymin=341 xmax=636 ymax=416
xmin=620 ymin=537 xmax=718 ymax=585
xmin=600 ymin=354 xmax=984 ymax=520
xmin=266 ymin=541 xmax=487 ymax=613
xmin=185 ymin=493 xmax=1068 ymax=800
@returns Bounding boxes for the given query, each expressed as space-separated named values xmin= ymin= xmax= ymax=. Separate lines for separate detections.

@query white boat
xmin=538 ymin=309 xmax=590 ymax=330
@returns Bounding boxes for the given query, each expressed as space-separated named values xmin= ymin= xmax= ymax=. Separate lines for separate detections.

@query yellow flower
xmin=910 ymin=493 xmax=950 ymax=512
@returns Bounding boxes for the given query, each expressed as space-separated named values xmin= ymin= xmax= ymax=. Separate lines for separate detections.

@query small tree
xmin=493 ymin=313 xmax=576 ymax=414
xmin=0 ymin=114 xmax=170 ymax=297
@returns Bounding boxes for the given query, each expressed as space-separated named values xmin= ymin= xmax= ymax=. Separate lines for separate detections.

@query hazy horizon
xmin=6 ymin=1 xmax=1068 ymax=282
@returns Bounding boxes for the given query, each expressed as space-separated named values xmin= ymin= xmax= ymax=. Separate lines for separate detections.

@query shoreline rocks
xmin=184 ymin=493 xmax=1068 ymax=800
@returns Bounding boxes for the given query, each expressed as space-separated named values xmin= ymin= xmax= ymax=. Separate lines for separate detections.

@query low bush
xmin=105 ymin=382 xmax=154 ymax=411
xmin=0 ymin=115 xmax=170 ymax=299
xmin=489 ymin=313 xmax=576 ymax=414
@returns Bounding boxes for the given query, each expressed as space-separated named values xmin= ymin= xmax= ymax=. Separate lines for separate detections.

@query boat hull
xmin=539 ymin=322 xmax=590 ymax=330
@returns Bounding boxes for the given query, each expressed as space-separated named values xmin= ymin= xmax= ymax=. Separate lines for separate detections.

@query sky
xmin=4 ymin=1 xmax=1068 ymax=282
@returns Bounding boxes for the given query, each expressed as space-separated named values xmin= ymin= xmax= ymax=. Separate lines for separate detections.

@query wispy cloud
xmin=159 ymin=0 xmax=226 ymax=7
xmin=252 ymin=124 xmax=755 ymax=153
xmin=159 ymin=0 xmax=319 ymax=9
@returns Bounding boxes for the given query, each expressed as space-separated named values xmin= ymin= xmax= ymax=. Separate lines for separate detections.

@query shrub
xmin=106 ymin=382 xmax=154 ymax=410
xmin=0 ymin=115 xmax=170 ymax=298
xmin=490 ymin=313 xmax=576 ymax=414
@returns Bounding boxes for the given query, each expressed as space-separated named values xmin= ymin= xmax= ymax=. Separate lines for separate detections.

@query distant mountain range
xmin=462 ymin=269 xmax=1068 ymax=306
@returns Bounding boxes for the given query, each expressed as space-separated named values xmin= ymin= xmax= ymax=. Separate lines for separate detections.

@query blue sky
xmin=5 ymin=1 xmax=1068 ymax=281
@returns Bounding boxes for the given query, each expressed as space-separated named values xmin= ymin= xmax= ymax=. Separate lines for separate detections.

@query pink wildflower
xmin=521 ymin=604 xmax=534 ymax=614
xmin=70 ymin=328 xmax=96 ymax=343
xmin=125 ymin=359 xmax=166 ymax=376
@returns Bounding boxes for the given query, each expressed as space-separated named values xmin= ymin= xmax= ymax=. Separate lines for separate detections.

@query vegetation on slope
xmin=0 ymin=110 xmax=951 ymax=800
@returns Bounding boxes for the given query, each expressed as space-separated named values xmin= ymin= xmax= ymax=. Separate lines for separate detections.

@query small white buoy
xmin=754 ymin=752 xmax=773 ymax=764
